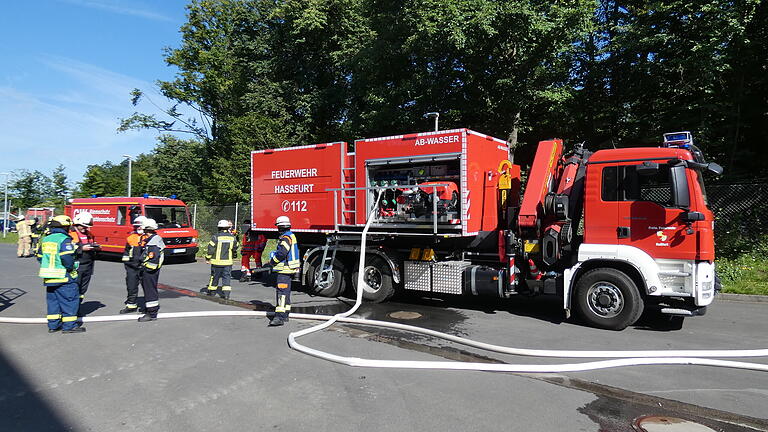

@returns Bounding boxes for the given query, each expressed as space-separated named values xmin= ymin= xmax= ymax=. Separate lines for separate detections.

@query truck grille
xmin=165 ymin=237 xmax=193 ymax=245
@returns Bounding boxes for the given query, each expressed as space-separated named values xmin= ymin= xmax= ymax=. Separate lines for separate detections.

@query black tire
xmin=574 ymin=268 xmax=644 ymax=330
xmin=304 ymin=253 xmax=346 ymax=297
xmin=351 ymin=255 xmax=395 ymax=303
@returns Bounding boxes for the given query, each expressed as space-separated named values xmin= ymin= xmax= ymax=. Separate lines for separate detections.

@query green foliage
xmin=9 ymin=170 xmax=52 ymax=209
xmin=717 ymin=235 xmax=768 ymax=295
xmin=51 ymin=164 xmax=69 ymax=207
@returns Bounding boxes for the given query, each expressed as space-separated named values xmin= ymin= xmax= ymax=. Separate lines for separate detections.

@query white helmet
xmin=275 ymin=216 xmax=291 ymax=227
xmin=141 ymin=218 xmax=158 ymax=231
xmin=132 ymin=215 xmax=147 ymax=226
xmin=217 ymin=219 xmax=232 ymax=228
xmin=73 ymin=212 xmax=94 ymax=227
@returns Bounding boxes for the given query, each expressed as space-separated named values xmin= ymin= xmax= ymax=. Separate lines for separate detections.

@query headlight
xmin=191 ymin=237 xmax=197 ymax=243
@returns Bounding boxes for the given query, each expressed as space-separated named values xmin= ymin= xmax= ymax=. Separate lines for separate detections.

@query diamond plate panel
xmin=432 ymin=261 xmax=470 ymax=295
xmin=404 ymin=261 xmax=431 ymax=292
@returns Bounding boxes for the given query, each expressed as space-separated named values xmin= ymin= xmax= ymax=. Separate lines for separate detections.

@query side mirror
xmin=707 ymin=162 xmax=723 ymax=176
xmin=681 ymin=211 xmax=705 ymax=222
xmin=636 ymin=161 xmax=659 ymax=176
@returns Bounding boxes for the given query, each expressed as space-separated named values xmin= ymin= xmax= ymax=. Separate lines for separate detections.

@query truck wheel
xmin=304 ymin=253 xmax=345 ymax=297
xmin=574 ymin=268 xmax=644 ymax=330
xmin=351 ymin=256 xmax=395 ymax=303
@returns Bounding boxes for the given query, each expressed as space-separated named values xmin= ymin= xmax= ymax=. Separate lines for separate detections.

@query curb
xmin=717 ymin=293 xmax=768 ymax=303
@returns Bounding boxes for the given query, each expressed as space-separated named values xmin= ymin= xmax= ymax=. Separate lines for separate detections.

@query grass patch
xmin=717 ymin=255 xmax=768 ymax=295
xmin=0 ymin=232 xmax=19 ymax=244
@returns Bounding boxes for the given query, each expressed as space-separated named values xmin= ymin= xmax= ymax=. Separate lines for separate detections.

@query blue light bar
xmin=170 ymin=194 xmax=177 ymax=199
xmin=663 ymin=131 xmax=693 ymax=148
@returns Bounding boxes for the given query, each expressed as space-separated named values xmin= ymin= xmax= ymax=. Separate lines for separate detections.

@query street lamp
xmin=1 ymin=172 xmax=9 ymax=239
xmin=424 ymin=112 xmax=439 ymax=132
xmin=123 ymin=155 xmax=132 ymax=197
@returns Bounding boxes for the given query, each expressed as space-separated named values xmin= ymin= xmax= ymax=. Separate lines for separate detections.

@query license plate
xmin=173 ymin=248 xmax=187 ymax=254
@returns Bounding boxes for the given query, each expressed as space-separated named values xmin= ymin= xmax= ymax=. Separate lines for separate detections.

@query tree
xmin=51 ymin=164 xmax=69 ymax=206
xmin=147 ymin=135 xmax=206 ymax=202
xmin=75 ymin=166 xmax=106 ymax=198
xmin=10 ymin=170 xmax=51 ymax=209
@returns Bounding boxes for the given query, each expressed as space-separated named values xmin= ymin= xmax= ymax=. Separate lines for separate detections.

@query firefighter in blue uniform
xmin=138 ymin=218 xmax=165 ymax=322
xmin=265 ymin=216 xmax=300 ymax=326
xmin=201 ymin=219 xmax=238 ymax=299
xmin=37 ymin=215 xmax=85 ymax=333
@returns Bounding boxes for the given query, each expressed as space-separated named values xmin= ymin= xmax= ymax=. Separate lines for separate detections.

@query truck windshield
xmin=144 ymin=206 xmax=191 ymax=228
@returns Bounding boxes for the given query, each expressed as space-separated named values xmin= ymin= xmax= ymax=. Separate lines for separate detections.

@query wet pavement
xmin=1 ymin=244 xmax=767 ymax=431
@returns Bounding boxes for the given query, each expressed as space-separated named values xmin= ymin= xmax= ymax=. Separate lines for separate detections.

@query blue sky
xmin=0 ymin=0 xmax=190 ymax=187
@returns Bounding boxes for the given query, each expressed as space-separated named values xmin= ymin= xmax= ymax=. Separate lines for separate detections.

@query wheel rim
xmin=314 ymin=266 xmax=335 ymax=291
xmin=586 ymin=282 xmax=624 ymax=318
xmin=361 ymin=265 xmax=382 ymax=293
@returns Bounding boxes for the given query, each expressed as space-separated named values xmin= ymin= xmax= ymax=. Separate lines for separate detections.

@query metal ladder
xmin=341 ymin=163 xmax=356 ymax=223
xmin=316 ymin=236 xmax=340 ymax=290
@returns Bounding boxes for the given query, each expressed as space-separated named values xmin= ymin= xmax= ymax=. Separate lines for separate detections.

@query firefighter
xmin=201 ymin=220 xmax=238 ymax=299
xmin=119 ymin=215 xmax=146 ymax=314
xmin=16 ymin=215 xmax=33 ymax=258
xmin=71 ymin=212 xmax=100 ymax=307
xmin=138 ymin=218 xmax=165 ymax=322
xmin=30 ymin=217 xmax=42 ymax=251
xmin=264 ymin=216 xmax=299 ymax=327
xmin=37 ymin=215 xmax=84 ymax=333
xmin=239 ymin=219 xmax=267 ymax=282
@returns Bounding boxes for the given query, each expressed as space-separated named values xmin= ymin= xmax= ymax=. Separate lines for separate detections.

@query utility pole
xmin=123 ymin=155 xmax=133 ymax=197
xmin=1 ymin=172 xmax=9 ymax=239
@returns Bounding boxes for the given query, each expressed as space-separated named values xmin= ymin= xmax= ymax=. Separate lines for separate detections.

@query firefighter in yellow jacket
xmin=264 ymin=216 xmax=299 ymax=326
xmin=201 ymin=220 xmax=238 ymax=300
xmin=36 ymin=215 xmax=84 ymax=333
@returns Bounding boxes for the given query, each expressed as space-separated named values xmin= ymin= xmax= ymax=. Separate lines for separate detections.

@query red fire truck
xmin=64 ymin=196 xmax=199 ymax=261
xmin=250 ymin=129 xmax=721 ymax=330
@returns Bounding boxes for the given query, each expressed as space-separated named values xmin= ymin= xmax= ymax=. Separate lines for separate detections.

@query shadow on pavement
xmin=78 ymin=300 xmax=106 ymax=315
xmin=0 ymin=347 xmax=73 ymax=430
xmin=0 ymin=288 xmax=26 ymax=313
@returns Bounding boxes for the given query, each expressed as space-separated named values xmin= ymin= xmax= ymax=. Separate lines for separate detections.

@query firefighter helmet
xmin=131 ymin=215 xmax=147 ymax=226
xmin=275 ymin=216 xmax=291 ymax=227
xmin=141 ymin=218 xmax=158 ymax=231
xmin=217 ymin=219 xmax=232 ymax=228
xmin=50 ymin=215 xmax=73 ymax=228
xmin=73 ymin=212 xmax=94 ymax=227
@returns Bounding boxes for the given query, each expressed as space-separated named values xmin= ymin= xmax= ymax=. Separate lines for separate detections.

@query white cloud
xmin=0 ymin=56 xmax=187 ymax=184
xmin=58 ymin=0 xmax=173 ymax=22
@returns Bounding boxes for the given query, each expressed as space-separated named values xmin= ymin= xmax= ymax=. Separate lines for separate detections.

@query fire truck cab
xmin=65 ymin=196 xmax=199 ymax=261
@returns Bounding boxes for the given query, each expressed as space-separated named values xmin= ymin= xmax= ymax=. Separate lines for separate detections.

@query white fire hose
xmin=2 ymin=191 xmax=767 ymax=373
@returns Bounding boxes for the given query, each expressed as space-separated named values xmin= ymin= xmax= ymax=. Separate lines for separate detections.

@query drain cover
xmin=388 ymin=311 xmax=422 ymax=320
xmin=635 ymin=416 xmax=716 ymax=432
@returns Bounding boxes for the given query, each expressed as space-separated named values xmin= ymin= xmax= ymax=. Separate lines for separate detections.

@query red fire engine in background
xmin=65 ymin=196 xmax=199 ymax=261
xmin=250 ymin=129 xmax=722 ymax=330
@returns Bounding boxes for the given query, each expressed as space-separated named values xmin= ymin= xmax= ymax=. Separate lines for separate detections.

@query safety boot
xmin=62 ymin=327 xmax=86 ymax=334
xmin=199 ymin=287 xmax=211 ymax=295
xmin=48 ymin=328 xmax=61 ymax=333
xmin=138 ymin=314 xmax=157 ymax=322
xmin=268 ymin=316 xmax=285 ymax=327
xmin=119 ymin=306 xmax=139 ymax=314
xmin=219 ymin=291 xmax=230 ymax=300
xmin=239 ymin=273 xmax=249 ymax=283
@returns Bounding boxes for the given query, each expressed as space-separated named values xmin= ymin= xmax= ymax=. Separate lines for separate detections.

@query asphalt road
xmin=0 ymin=243 xmax=766 ymax=432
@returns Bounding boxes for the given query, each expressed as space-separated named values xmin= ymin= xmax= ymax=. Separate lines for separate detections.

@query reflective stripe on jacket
xmin=241 ymin=231 xmax=267 ymax=253
xmin=122 ymin=232 xmax=143 ymax=266
xmin=140 ymin=233 xmax=165 ymax=271
xmin=206 ymin=232 xmax=238 ymax=265
xmin=270 ymin=232 xmax=299 ymax=274
xmin=37 ymin=231 xmax=77 ymax=285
